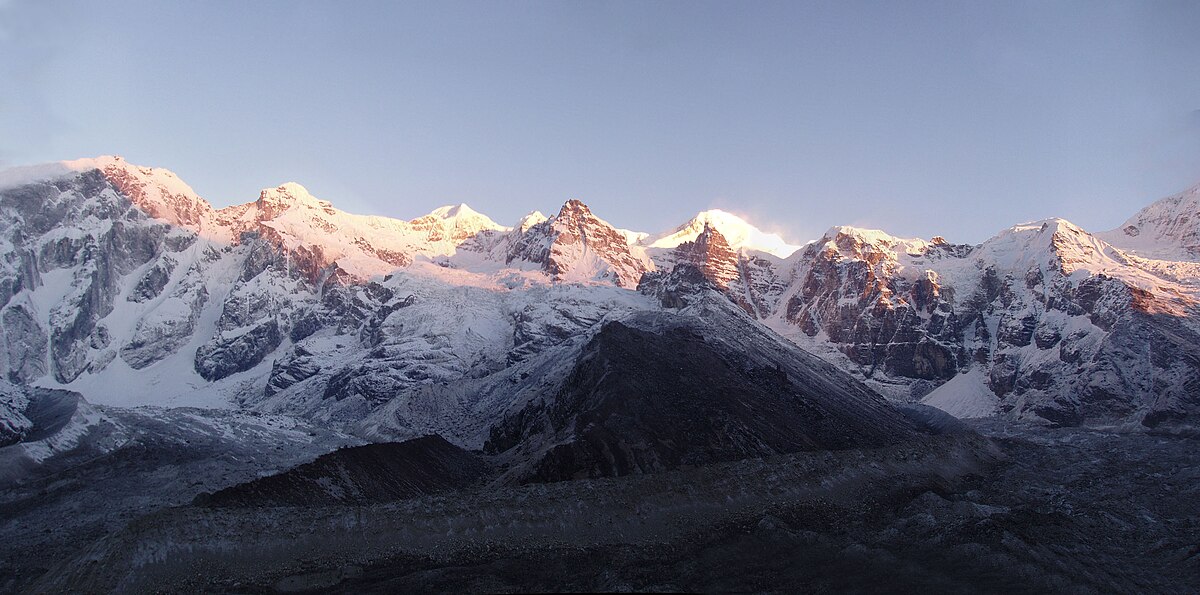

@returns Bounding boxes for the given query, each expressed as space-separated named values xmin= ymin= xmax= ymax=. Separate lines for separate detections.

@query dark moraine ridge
xmin=195 ymin=435 xmax=489 ymax=507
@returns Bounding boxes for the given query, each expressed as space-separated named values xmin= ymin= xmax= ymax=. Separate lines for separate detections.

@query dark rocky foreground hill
xmin=22 ymin=423 xmax=1200 ymax=594
xmin=486 ymin=319 xmax=916 ymax=483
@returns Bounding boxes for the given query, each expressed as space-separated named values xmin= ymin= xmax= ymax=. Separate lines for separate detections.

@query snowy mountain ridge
xmin=757 ymin=214 xmax=1200 ymax=427
xmin=0 ymin=157 xmax=807 ymax=286
xmin=0 ymin=156 xmax=1198 ymax=435
xmin=1099 ymin=183 xmax=1200 ymax=261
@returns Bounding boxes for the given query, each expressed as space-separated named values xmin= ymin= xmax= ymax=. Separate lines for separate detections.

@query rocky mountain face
xmin=663 ymin=223 xmax=740 ymax=288
xmin=504 ymin=199 xmax=650 ymax=288
xmin=0 ymin=156 xmax=1197 ymax=433
xmin=650 ymin=223 xmax=792 ymax=318
xmin=0 ymin=158 xmax=636 ymax=410
xmin=736 ymin=220 xmax=1200 ymax=428
xmin=774 ymin=227 xmax=973 ymax=389
xmin=639 ymin=206 xmax=1200 ymax=428
xmin=0 ymin=167 xmax=202 ymax=385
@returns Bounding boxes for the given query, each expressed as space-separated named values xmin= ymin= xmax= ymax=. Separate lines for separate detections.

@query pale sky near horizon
xmin=1 ymin=0 xmax=1198 ymax=244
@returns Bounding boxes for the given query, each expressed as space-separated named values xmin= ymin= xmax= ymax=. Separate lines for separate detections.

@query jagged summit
xmin=558 ymin=198 xmax=589 ymax=214
xmin=263 ymin=181 xmax=314 ymax=196
xmin=503 ymin=198 xmax=650 ymax=287
xmin=552 ymin=199 xmax=608 ymax=230
xmin=670 ymin=223 xmax=740 ymax=288
xmin=3 ymin=155 xmax=199 ymax=197
xmin=64 ymin=155 xmax=132 ymax=169
xmin=1004 ymin=217 xmax=1083 ymax=234
xmin=810 ymin=226 xmax=943 ymax=266
xmin=550 ymin=199 xmax=632 ymax=238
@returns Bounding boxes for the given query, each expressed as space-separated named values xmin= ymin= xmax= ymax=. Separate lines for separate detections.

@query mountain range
xmin=1 ymin=155 xmax=1198 ymax=591
xmin=1 ymin=155 xmax=1196 ymax=445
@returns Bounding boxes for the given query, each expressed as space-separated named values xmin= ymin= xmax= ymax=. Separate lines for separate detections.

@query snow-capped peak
xmin=0 ymin=156 xmax=209 ymax=218
xmin=0 ymin=155 xmax=137 ymax=190
xmin=820 ymin=225 xmax=918 ymax=248
xmin=618 ymin=228 xmax=650 ymax=245
xmin=812 ymin=226 xmax=939 ymax=264
xmin=256 ymin=183 xmax=330 ymax=215
xmin=974 ymin=217 xmax=1127 ymax=276
xmin=986 ymin=217 xmax=1093 ymax=249
xmin=428 ymin=203 xmax=479 ymax=220
xmin=646 ymin=209 xmax=802 ymax=258
xmin=68 ymin=156 xmax=219 ymax=230
xmin=419 ymin=203 xmax=507 ymax=233
xmin=1098 ymin=182 xmax=1200 ymax=261
xmin=78 ymin=156 xmax=202 ymax=198
xmin=551 ymin=199 xmax=624 ymax=236
xmin=517 ymin=211 xmax=548 ymax=232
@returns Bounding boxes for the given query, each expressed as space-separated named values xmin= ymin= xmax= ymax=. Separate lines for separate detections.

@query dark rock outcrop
xmin=194 ymin=320 xmax=283 ymax=381
xmin=2 ymin=305 xmax=48 ymax=383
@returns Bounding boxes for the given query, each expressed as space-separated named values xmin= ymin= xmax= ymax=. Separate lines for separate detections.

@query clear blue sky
xmin=2 ymin=0 xmax=1198 ymax=243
